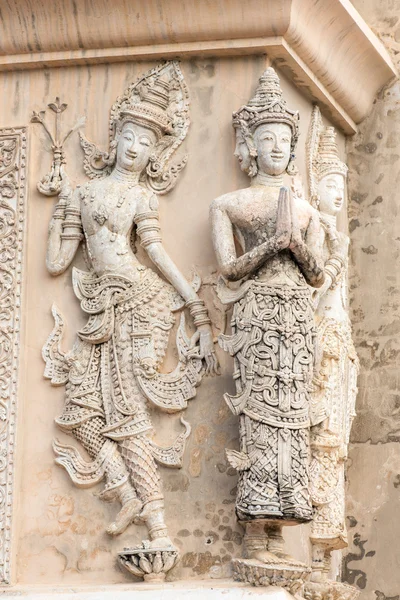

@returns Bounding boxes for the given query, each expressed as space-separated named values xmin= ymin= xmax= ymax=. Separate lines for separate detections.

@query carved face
xmin=234 ymin=129 xmax=252 ymax=173
xmin=116 ymin=122 xmax=157 ymax=173
xmin=317 ymin=173 xmax=345 ymax=215
xmin=253 ymin=122 xmax=291 ymax=176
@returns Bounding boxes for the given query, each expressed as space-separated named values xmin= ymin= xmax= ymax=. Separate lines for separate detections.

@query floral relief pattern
xmin=0 ymin=127 xmax=27 ymax=585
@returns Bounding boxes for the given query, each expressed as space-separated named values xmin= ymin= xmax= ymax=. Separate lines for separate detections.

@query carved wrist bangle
xmin=53 ymin=204 xmax=66 ymax=220
xmin=325 ymin=259 xmax=341 ymax=284
xmin=61 ymin=232 xmax=84 ymax=241
xmin=186 ymin=299 xmax=211 ymax=327
xmin=62 ymin=219 xmax=82 ymax=229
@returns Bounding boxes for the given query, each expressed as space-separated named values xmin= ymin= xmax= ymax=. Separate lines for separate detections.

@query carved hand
xmin=274 ymin=186 xmax=292 ymax=251
xmin=288 ymin=190 xmax=303 ymax=250
xmin=328 ymin=230 xmax=349 ymax=262
xmin=190 ymin=325 xmax=220 ymax=376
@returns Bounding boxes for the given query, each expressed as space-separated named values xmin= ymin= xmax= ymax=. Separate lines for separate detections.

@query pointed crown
xmin=232 ymin=67 xmax=299 ymax=147
xmin=110 ymin=64 xmax=180 ymax=140
xmin=307 ymin=105 xmax=348 ymax=206
xmin=315 ymin=126 xmax=348 ymax=180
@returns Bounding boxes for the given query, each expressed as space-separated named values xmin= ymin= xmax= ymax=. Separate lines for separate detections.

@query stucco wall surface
xmin=344 ymin=1 xmax=400 ymax=599
xmin=0 ymin=56 xmax=345 ymax=586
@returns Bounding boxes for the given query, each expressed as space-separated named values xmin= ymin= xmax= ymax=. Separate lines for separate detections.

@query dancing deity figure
xmin=39 ymin=62 xmax=218 ymax=580
xmin=304 ymin=107 xmax=359 ymax=600
xmin=210 ymin=68 xmax=324 ymax=590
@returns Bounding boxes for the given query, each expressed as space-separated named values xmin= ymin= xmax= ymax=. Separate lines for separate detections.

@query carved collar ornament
xmin=232 ymin=67 xmax=299 ymax=170
xmin=307 ymin=105 xmax=348 ymax=206
xmin=79 ymin=61 xmax=190 ymax=194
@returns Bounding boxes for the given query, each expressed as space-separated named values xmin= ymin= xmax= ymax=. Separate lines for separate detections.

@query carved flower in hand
xmin=92 ymin=203 xmax=109 ymax=225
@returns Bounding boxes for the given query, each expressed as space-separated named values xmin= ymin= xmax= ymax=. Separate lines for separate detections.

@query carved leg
xmin=311 ymin=542 xmax=327 ymax=582
xmin=73 ymin=417 xmax=142 ymax=535
xmin=119 ymin=434 xmax=172 ymax=547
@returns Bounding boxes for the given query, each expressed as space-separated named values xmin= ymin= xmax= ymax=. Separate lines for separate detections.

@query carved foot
xmin=118 ymin=542 xmax=179 ymax=582
xmin=274 ymin=551 xmax=309 ymax=569
xmin=148 ymin=535 xmax=174 ymax=549
xmin=232 ymin=557 xmax=310 ymax=595
xmin=304 ymin=580 xmax=360 ymax=600
xmin=106 ymin=498 xmax=143 ymax=536
xmin=253 ymin=549 xmax=306 ymax=568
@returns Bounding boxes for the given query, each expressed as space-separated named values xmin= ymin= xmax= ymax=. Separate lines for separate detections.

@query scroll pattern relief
xmin=210 ymin=68 xmax=325 ymax=594
xmin=304 ymin=106 xmax=359 ymax=600
xmin=35 ymin=61 xmax=218 ymax=582
xmin=0 ymin=127 xmax=27 ymax=585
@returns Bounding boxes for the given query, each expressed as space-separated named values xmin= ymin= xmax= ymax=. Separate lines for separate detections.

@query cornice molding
xmin=0 ymin=1 xmax=396 ymax=132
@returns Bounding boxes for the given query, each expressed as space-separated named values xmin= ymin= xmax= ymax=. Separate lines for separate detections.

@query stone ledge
xmin=0 ymin=581 xmax=295 ymax=599
xmin=0 ymin=0 xmax=396 ymax=134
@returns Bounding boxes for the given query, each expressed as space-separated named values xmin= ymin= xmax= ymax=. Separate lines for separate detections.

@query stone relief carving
xmin=0 ymin=126 xmax=27 ymax=585
xmin=31 ymin=97 xmax=84 ymax=196
xmin=304 ymin=106 xmax=359 ymax=600
xmin=210 ymin=67 xmax=325 ymax=593
xmin=35 ymin=61 xmax=218 ymax=581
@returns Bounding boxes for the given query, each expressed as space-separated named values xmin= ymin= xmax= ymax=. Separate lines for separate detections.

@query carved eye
xmin=281 ymin=136 xmax=290 ymax=143
xmin=123 ymin=133 xmax=133 ymax=142
xmin=139 ymin=136 xmax=151 ymax=146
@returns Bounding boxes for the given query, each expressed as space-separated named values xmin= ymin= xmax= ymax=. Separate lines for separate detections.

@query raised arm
xmin=135 ymin=193 xmax=219 ymax=375
xmin=46 ymin=182 xmax=83 ymax=276
xmin=210 ymin=189 xmax=291 ymax=282
xmin=315 ymin=228 xmax=349 ymax=306
xmin=289 ymin=194 xmax=325 ymax=288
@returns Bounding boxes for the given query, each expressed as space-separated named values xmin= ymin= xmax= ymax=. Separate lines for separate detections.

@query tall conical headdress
xmin=232 ymin=67 xmax=299 ymax=154
xmin=307 ymin=105 xmax=348 ymax=205
xmin=79 ymin=61 xmax=190 ymax=194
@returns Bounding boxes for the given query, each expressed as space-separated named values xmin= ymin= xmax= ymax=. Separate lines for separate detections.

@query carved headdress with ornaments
xmin=79 ymin=61 xmax=190 ymax=194
xmin=307 ymin=105 xmax=348 ymax=207
xmin=232 ymin=67 xmax=299 ymax=176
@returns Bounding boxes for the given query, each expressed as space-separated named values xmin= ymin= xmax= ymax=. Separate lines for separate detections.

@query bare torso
xmin=80 ymin=178 xmax=148 ymax=280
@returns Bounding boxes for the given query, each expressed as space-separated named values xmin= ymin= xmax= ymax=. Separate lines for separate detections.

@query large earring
xmin=286 ymin=153 xmax=298 ymax=176
xmin=105 ymin=140 xmax=118 ymax=166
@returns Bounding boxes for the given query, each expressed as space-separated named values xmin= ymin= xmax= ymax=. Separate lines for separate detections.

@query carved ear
xmin=78 ymin=131 xmax=114 ymax=179
xmin=241 ymin=127 xmax=258 ymax=178
xmin=286 ymin=156 xmax=299 ymax=176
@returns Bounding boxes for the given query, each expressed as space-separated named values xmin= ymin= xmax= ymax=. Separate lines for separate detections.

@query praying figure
xmin=305 ymin=106 xmax=359 ymax=599
xmin=210 ymin=67 xmax=324 ymax=589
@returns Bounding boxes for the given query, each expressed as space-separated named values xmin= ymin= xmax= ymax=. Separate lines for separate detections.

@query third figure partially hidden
xmin=210 ymin=68 xmax=325 ymax=590
xmin=304 ymin=106 xmax=359 ymax=600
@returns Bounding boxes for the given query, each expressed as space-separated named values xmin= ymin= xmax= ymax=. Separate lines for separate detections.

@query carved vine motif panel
xmin=0 ymin=127 xmax=27 ymax=585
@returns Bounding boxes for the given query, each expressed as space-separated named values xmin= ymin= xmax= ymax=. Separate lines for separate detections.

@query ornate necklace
xmin=116 ymin=182 xmax=137 ymax=208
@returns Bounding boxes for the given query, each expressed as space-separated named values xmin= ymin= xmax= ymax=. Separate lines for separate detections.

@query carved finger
xmin=277 ymin=186 xmax=292 ymax=236
xmin=189 ymin=330 xmax=200 ymax=350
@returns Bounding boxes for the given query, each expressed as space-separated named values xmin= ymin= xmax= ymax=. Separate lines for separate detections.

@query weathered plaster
xmin=1 ymin=56 xmax=335 ymax=586
xmin=345 ymin=1 xmax=400 ymax=598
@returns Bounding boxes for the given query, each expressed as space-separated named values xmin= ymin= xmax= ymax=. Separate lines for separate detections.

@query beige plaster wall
xmin=343 ymin=2 xmax=400 ymax=599
xmin=0 ymin=56 xmax=345 ymax=585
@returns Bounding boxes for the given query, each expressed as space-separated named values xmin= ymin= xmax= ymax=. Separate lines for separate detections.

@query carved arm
xmin=210 ymin=189 xmax=291 ymax=282
xmin=289 ymin=198 xmax=325 ymax=288
xmin=46 ymin=184 xmax=83 ymax=276
xmin=135 ymin=194 xmax=219 ymax=375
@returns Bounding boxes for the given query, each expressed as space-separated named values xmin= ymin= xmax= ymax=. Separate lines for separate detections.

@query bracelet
xmin=53 ymin=203 xmax=66 ymax=220
xmin=61 ymin=232 xmax=84 ymax=241
xmin=186 ymin=299 xmax=211 ymax=327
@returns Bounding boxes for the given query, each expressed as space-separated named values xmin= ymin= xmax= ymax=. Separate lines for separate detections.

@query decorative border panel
xmin=0 ymin=127 xmax=27 ymax=585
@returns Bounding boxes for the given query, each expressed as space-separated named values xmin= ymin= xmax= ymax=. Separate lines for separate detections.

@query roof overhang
xmin=0 ymin=0 xmax=396 ymax=134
